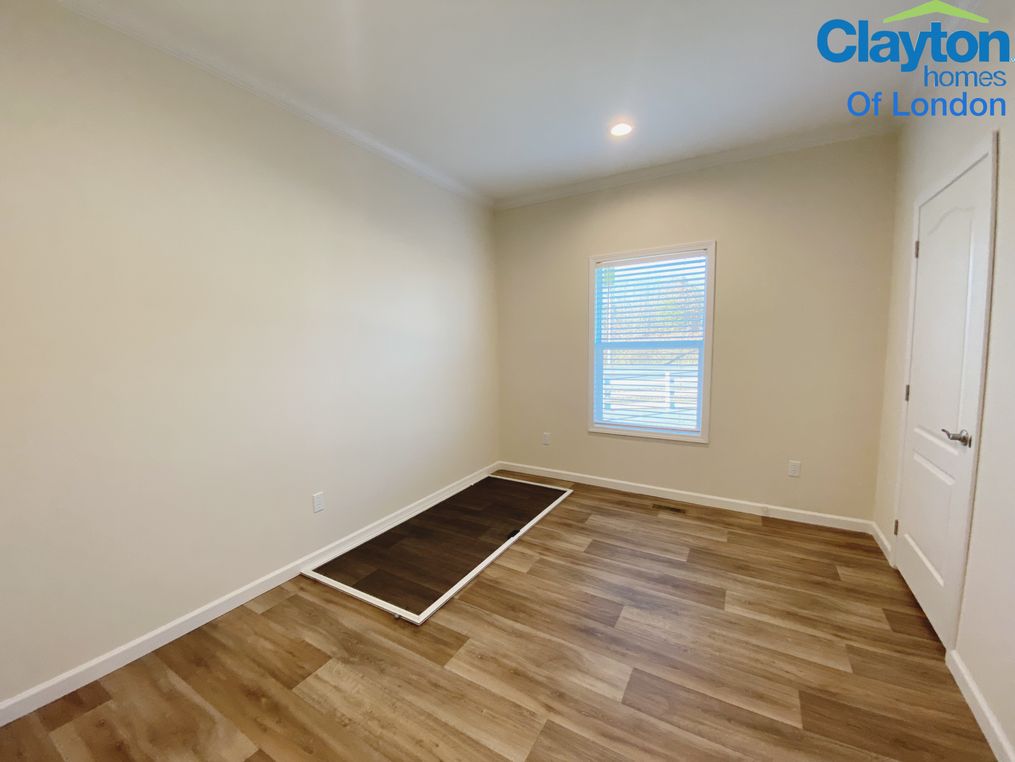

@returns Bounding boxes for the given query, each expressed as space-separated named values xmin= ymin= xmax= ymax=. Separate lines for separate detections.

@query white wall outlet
xmin=312 ymin=492 xmax=325 ymax=513
xmin=542 ymin=432 xmax=552 ymax=446
xmin=788 ymin=460 xmax=802 ymax=478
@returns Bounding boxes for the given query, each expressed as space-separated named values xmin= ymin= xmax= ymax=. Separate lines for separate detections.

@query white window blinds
xmin=591 ymin=245 xmax=714 ymax=441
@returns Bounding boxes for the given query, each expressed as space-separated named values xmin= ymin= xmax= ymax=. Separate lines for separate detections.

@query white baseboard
xmin=947 ymin=651 xmax=1014 ymax=762
xmin=296 ymin=461 xmax=501 ymax=573
xmin=0 ymin=559 xmax=298 ymax=729
xmin=871 ymin=521 xmax=895 ymax=566
xmin=496 ymin=461 xmax=879 ymax=537
xmin=0 ymin=458 xmax=902 ymax=728
xmin=0 ymin=461 xmax=500 ymax=728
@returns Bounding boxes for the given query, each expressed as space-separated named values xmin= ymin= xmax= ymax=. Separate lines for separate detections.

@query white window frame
xmin=588 ymin=241 xmax=716 ymax=444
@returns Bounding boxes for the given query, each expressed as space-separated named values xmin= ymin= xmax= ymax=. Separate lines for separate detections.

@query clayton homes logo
xmin=817 ymin=0 xmax=1010 ymax=118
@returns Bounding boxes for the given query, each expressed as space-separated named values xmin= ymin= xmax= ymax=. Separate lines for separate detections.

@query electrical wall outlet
xmin=542 ymin=432 xmax=552 ymax=446
xmin=788 ymin=460 xmax=802 ymax=478
xmin=312 ymin=492 xmax=325 ymax=513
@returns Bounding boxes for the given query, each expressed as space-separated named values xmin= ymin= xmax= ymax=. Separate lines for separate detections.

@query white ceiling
xmin=62 ymin=0 xmax=998 ymax=204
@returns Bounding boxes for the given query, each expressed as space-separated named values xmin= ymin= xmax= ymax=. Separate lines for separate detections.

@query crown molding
xmin=58 ymin=0 xmax=484 ymax=204
xmin=494 ymin=122 xmax=899 ymax=211
xmin=56 ymin=2 xmax=907 ymax=214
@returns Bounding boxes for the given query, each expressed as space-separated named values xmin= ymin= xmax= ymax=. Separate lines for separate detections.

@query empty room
xmin=2 ymin=0 xmax=1013 ymax=760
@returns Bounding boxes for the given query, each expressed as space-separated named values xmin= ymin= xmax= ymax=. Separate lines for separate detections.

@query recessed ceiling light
xmin=610 ymin=122 xmax=634 ymax=138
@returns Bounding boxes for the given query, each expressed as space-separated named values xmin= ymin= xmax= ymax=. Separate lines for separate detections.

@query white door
xmin=896 ymin=138 xmax=997 ymax=647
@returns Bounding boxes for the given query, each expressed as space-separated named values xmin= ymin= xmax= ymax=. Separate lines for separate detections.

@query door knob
xmin=941 ymin=429 xmax=973 ymax=447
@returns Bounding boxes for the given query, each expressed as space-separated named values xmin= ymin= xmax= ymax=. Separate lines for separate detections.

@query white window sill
xmin=589 ymin=424 xmax=709 ymax=444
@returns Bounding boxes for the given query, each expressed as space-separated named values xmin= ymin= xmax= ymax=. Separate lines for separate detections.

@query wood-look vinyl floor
xmin=311 ymin=476 xmax=568 ymax=615
xmin=1 ymin=470 xmax=994 ymax=761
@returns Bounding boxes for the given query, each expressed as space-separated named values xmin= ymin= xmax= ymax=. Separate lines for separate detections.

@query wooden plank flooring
xmin=311 ymin=476 xmax=567 ymax=615
xmin=0 ymin=471 xmax=994 ymax=760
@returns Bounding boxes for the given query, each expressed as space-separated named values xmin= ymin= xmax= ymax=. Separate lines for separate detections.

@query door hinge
xmin=894 ymin=520 xmax=900 ymax=536
xmin=914 ymin=240 xmax=920 ymax=259
xmin=905 ymin=384 xmax=910 ymax=402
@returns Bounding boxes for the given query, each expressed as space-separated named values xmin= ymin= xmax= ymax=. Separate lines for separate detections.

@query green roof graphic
xmin=884 ymin=1 xmax=989 ymax=23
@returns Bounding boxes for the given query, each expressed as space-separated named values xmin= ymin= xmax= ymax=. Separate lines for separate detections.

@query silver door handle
xmin=941 ymin=429 xmax=972 ymax=447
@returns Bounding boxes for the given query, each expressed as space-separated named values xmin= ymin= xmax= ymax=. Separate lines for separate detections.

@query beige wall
xmin=0 ymin=0 xmax=498 ymax=703
xmin=874 ymin=116 xmax=1015 ymax=756
xmin=493 ymin=137 xmax=898 ymax=520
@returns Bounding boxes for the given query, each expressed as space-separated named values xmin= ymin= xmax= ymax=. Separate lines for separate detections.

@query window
xmin=590 ymin=242 xmax=715 ymax=443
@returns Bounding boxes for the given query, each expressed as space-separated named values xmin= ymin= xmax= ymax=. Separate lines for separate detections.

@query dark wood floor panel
xmin=311 ymin=476 xmax=567 ymax=615
xmin=1 ymin=470 xmax=994 ymax=760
